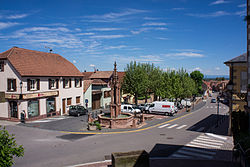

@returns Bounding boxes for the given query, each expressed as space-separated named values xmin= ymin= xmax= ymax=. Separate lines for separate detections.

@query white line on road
xmin=205 ymin=133 xmax=227 ymax=141
xmin=192 ymin=139 xmax=224 ymax=146
xmin=185 ymin=143 xmax=220 ymax=149
xmin=182 ymin=147 xmax=216 ymax=155
xmin=158 ymin=124 xmax=170 ymax=128
xmin=189 ymin=142 xmax=221 ymax=149
xmin=176 ymin=125 xmax=187 ymax=129
xmin=167 ymin=124 xmax=178 ymax=129
xmin=197 ymin=136 xmax=225 ymax=143
xmin=65 ymin=160 xmax=111 ymax=167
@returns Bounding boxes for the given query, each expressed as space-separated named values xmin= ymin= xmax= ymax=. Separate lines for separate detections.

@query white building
xmin=0 ymin=47 xmax=84 ymax=121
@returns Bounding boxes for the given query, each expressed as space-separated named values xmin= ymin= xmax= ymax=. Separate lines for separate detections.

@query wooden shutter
xmin=37 ymin=79 xmax=40 ymax=90
xmin=69 ymin=79 xmax=71 ymax=88
xmin=27 ymin=79 xmax=30 ymax=91
xmin=80 ymin=79 xmax=82 ymax=87
xmin=7 ymin=79 xmax=11 ymax=91
xmin=75 ymin=79 xmax=77 ymax=87
xmin=63 ymin=79 xmax=65 ymax=88
xmin=0 ymin=61 xmax=4 ymax=72
xmin=13 ymin=79 xmax=16 ymax=91
xmin=48 ymin=79 xmax=51 ymax=89
xmin=56 ymin=79 xmax=59 ymax=89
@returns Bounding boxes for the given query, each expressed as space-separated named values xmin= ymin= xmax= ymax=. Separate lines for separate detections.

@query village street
xmin=1 ymin=94 xmax=232 ymax=167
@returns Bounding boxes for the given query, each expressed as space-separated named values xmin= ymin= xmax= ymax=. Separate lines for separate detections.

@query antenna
xmin=45 ymin=46 xmax=53 ymax=53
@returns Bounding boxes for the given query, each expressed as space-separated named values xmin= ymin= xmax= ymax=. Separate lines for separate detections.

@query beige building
xmin=0 ymin=47 xmax=84 ymax=121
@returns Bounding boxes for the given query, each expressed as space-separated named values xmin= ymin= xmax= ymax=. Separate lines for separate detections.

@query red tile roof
xmin=89 ymin=71 xmax=113 ymax=79
xmin=0 ymin=47 xmax=83 ymax=77
xmin=92 ymin=79 xmax=108 ymax=85
xmin=83 ymin=80 xmax=93 ymax=93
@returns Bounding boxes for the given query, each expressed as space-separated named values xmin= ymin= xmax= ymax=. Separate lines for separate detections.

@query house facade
xmin=0 ymin=47 xmax=83 ymax=121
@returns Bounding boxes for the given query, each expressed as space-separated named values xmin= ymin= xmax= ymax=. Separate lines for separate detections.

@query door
xmin=62 ymin=99 xmax=66 ymax=114
xmin=9 ymin=101 xmax=18 ymax=118
xmin=92 ymin=94 xmax=101 ymax=110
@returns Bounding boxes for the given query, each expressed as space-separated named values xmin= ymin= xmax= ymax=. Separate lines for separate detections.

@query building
xmin=224 ymin=53 xmax=247 ymax=112
xmin=83 ymin=80 xmax=93 ymax=110
xmin=0 ymin=47 xmax=84 ymax=121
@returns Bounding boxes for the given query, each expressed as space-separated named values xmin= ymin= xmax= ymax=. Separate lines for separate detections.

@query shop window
xmin=46 ymin=98 xmax=55 ymax=113
xmin=67 ymin=98 xmax=72 ymax=106
xmin=9 ymin=101 xmax=18 ymax=118
xmin=104 ymin=91 xmax=111 ymax=98
xmin=76 ymin=96 xmax=80 ymax=104
xmin=28 ymin=100 xmax=39 ymax=117
xmin=0 ymin=61 xmax=4 ymax=72
xmin=7 ymin=79 xmax=16 ymax=92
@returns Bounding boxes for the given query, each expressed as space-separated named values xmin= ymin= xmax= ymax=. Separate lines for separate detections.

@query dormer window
xmin=0 ymin=61 xmax=4 ymax=72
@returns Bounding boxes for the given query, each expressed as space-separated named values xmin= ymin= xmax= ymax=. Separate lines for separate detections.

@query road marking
xmin=188 ymin=142 xmax=221 ymax=149
xmin=176 ymin=125 xmax=187 ymax=129
xmin=205 ymin=133 xmax=227 ymax=141
xmin=197 ymin=136 xmax=225 ymax=143
xmin=192 ymin=139 xmax=224 ymax=146
xmin=210 ymin=106 xmax=213 ymax=108
xmin=171 ymin=154 xmax=190 ymax=158
xmin=177 ymin=150 xmax=213 ymax=159
xmin=65 ymin=160 xmax=111 ymax=167
xmin=182 ymin=147 xmax=216 ymax=155
xmin=158 ymin=124 xmax=170 ymax=128
xmin=167 ymin=124 xmax=178 ymax=129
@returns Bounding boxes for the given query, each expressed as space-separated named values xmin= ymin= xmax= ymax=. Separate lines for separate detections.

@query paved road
xmin=2 ymin=94 xmax=231 ymax=167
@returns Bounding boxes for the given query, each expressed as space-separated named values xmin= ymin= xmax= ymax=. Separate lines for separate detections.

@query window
xmin=28 ymin=100 xmax=39 ymax=117
xmin=49 ymin=79 xmax=59 ymax=89
xmin=76 ymin=96 xmax=80 ymax=104
xmin=7 ymin=79 xmax=16 ymax=91
xmin=63 ymin=79 xmax=71 ymax=88
xmin=104 ymin=91 xmax=111 ymax=98
xmin=46 ymin=98 xmax=55 ymax=113
xmin=27 ymin=79 xmax=40 ymax=91
xmin=67 ymin=98 xmax=72 ymax=106
xmin=75 ymin=79 xmax=80 ymax=87
xmin=0 ymin=61 xmax=4 ymax=72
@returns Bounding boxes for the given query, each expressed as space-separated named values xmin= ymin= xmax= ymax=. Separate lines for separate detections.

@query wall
xmin=101 ymin=87 xmax=111 ymax=109
xmin=83 ymin=84 xmax=92 ymax=110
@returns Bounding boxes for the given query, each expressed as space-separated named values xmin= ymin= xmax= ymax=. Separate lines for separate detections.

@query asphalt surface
xmin=2 ymin=93 xmax=232 ymax=167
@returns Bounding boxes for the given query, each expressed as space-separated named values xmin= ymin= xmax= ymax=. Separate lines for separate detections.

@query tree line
xmin=122 ymin=61 xmax=204 ymax=105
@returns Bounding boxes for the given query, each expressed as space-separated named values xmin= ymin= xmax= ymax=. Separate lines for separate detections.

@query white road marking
xmin=171 ymin=154 xmax=190 ymax=158
xmin=182 ymin=147 xmax=216 ymax=155
xmin=177 ymin=150 xmax=213 ymax=159
xmin=205 ymin=133 xmax=227 ymax=141
xmin=176 ymin=125 xmax=187 ymax=129
xmin=167 ymin=124 xmax=178 ymax=129
xmin=192 ymin=139 xmax=224 ymax=146
xmin=197 ymin=136 xmax=225 ymax=143
xmin=188 ymin=142 xmax=221 ymax=149
xmin=158 ymin=124 xmax=170 ymax=128
xmin=66 ymin=160 xmax=111 ymax=167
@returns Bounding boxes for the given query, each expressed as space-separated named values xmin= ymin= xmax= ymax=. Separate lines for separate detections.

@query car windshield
xmin=69 ymin=106 xmax=78 ymax=110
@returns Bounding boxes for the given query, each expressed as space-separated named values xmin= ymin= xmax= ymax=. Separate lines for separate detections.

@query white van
xmin=121 ymin=104 xmax=141 ymax=114
xmin=148 ymin=101 xmax=176 ymax=116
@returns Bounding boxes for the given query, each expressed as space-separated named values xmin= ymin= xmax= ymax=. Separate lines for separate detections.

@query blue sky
xmin=0 ymin=0 xmax=246 ymax=75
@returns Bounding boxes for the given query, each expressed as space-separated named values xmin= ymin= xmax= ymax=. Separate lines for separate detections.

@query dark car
xmin=69 ymin=105 xmax=88 ymax=116
xmin=211 ymin=98 xmax=217 ymax=103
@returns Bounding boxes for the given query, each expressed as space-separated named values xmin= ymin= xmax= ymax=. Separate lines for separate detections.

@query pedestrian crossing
xmin=206 ymin=106 xmax=226 ymax=109
xmin=169 ymin=134 xmax=226 ymax=160
xmin=158 ymin=123 xmax=187 ymax=130
xmin=31 ymin=116 xmax=70 ymax=123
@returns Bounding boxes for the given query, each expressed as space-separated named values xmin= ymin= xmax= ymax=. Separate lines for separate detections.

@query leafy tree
xmin=122 ymin=61 xmax=148 ymax=105
xmin=190 ymin=70 xmax=204 ymax=94
xmin=0 ymin=126 xmax=24 ymax=167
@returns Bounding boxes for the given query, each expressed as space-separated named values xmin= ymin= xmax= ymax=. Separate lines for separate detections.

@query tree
xmin=0 ymin=126 xmax=24 ymax=167
xmin=122 ymin=61 xmax=148 ymax=105
xmin=190 ymin=70 xmax=204 ymax=94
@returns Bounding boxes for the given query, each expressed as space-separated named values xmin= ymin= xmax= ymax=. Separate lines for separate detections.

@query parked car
xmin=181 ymin=99 xmax=191 ymax=108
xmin=69 ymin=105 xmax=88 ymax=116
xmin=121 ymin=104 xmax=141 ymax=114
xmin=211 ymin=98 xmax=217 ymax=103
xmin=148 ymin=101 xmax=176 ymax=116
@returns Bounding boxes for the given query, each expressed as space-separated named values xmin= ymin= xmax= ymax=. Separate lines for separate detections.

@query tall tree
xmin=190 ymin=70 xmax=204 ymax=94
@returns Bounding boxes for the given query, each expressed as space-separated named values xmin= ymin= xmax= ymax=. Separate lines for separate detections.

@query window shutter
xmin=75 ymin=79 xmax=77 ymax=87
xmin=7 ymin=79 xmax=11 ymax=91
xmin=49 ymin=79 xmax=51 ymax=89
xmin=56 ymin=79 xmax=59 ymax=89
xmin=13 ymin=79 xmax=16 ymax=91
xmin=69 ymin=79 xmax=71 ymax=88
xmin=80 ymin=79 xmax=82 ymax=87
xmin=27 ymin=79 xmax=30 ymax=91
xmin=36 ymin=79 xmax=40 ymax=90
xmin=63 ymin=79 xmax=65 ymax=88
xmin=0 ymin=61 xmax=4 ymax=72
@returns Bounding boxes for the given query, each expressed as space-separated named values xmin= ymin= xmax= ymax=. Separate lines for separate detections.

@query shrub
xmin=0 ymin=126 xmax=24 ymax=167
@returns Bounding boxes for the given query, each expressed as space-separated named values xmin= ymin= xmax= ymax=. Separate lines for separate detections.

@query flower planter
xmin=88 ymin=125 xmax=97 ymax=131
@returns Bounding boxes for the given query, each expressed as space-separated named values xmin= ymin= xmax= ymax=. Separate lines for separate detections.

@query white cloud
xmin=87 ymin=27 xmax=124 ymax=31
xmin=104 ymin=45 xmax=127 ymax=50
xmin=20 ymin=27 xmax=71 ymax=33
xmin=6 ymin=14 xmax=29 ymax=19
xmin=73 ymin=60 xmax=77 ymax=64
xmin=165 ymin=52 xmax=205 ymax=58
xmin=142 ymin=22 xmax=167 ymax=26
xmin=172 ymin=8 xmax=185 ymax=11
xmin=187 ymin=11 xmax=230 ymax=18
xmin=235 ymin=10 xmax=245 ymax=17
xmin=89 ymin=64 xmax=96 ymax=67
xmin=0 ymin=22 xmax=20 ymax=30
xmin=238 ymin=4 xmax=246 ymax=8
xmin=210 ymin=0 xmax=230 ymax=5
xmin=75 ymin=28 xmax=81 ymax=32
xmin=143 ymin=17 xmax=159 ymax=20
xmin=90 ymin=34 xmax=128 ymax=39
xmin=155 ymin=37 xmax=169 ymax=40
xmin=215 ymin=67 xmax=220 ymax=70
xmin=77 ymin=32 xmax=95 ymax=36
xmin=131 ymin=27 xmax=167 ymax=34
xmin=193 ymin=67 xmax=202 ymax=71
xmin=84 ymin=8 xmax=148 ymax=22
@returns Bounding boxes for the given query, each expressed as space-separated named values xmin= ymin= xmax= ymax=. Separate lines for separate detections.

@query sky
xmin=0 ymin=0 xmax=246 ymax=75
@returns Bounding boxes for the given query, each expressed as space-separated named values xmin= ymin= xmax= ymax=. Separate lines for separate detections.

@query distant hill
xmin=204 ymin=75 xmax=229 ymax=80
